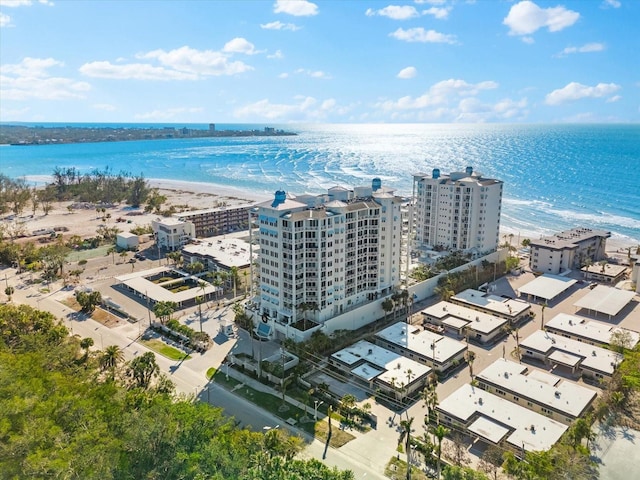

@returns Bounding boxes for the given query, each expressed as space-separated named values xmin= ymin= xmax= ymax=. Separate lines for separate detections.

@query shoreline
xmin=16 ymin=175 xmax=639 ymax=255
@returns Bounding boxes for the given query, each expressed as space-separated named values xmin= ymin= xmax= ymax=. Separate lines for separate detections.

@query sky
xmin=0 ymin=0 xmax=638 ymax=124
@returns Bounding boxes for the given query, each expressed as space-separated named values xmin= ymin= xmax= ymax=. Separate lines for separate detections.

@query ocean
xmin=1 ymin=123 xmax=639 ymax=244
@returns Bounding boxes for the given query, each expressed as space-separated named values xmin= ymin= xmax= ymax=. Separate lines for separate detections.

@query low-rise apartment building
xmin=451 ymin=289 xmax=531 ymax=324
xmin=529 ymin=227 xmax=610 ymax=275
xmin=544 ymin=313 xmax=640 ymax=349
xmin=329 ymin=340 xmax=432 ymax=400
xmin=475 ymin=358 xmax=596 ymax=425
xmin=420 ymin=301 xmax=508 ymax=344
xmin=580 ymin=263 xmax=627 ymax=284
xmin=175 ymin=205 xmax=252 ymax=238
xmin=374 ymin=322 xmax=467 ymax=372
xmin=152 ymin=217 xmax=195 ymax=251
xmin=519 ymin=330 xmax=623 ymax=382
xmin=437 ymin=384 xmax=568 ymax=454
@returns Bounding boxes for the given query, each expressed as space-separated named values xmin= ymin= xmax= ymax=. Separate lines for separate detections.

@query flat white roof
xmin=517 ymin=274 xmax=577 ymax=301
xmin=117 ymin=231 xmax=138 ymax=239
xmin=520 ymin=330 xmax=623 ymax=376
xmin=115 ymin=267 xmax=220 ymax=304
xmin=581 ymin=263 xmax=627 ymax=278
xmin=182 ymin=236 xmax=255 ymax=268
xmin=573 ymin=285 xmax=636 ymax=317
xmin=476 ymin=358 xmax=596 ymax=418
xmin=331 ymin=340 xmax=431 ymax=386
xmin=546 ymin=313 xmax=640 ymax=348
xmin=438 ymin=384 xmax=568 ymax=452
xmin=422 ymin=301 xmax=508 ymax=335
xmin=468 ymin=416 xmax=510 ymax=444
xmin=376 ymin=322 xmax=467 ymax=363
xmin=452 ymin=289 xmax=530 ymax=317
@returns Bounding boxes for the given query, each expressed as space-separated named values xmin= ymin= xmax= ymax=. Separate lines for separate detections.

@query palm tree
xmin=230 ymin=266 xmax=239 ymax=298
xmin=399 ymin=416 xmax=415 ymax=480
xmin=541 ymin=302 xmax=548 ymax=330
xmin=382 ymin=298 xmax=394 ymax=327
xmin=107 ymin=245 xmax=117 ymax=264
xmin=80 ymin=337 xmax=94 ymax=361
xmin=100 ymin=345 xmax=124 ymax=372
xmin=431 ymin=424 xmax=450 ymax=480
xmin=153 ymin=300 xmax=177 ymax=324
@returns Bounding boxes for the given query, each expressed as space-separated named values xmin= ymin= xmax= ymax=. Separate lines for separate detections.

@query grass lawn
xmin=141 ymin=338 xmax=191 ymax=361
xmin=209 ymin=369 xmax=356 ymax=446
xmin=384 ymin=457 xmax=428 ymax=480
xmin=314 ymin=418 xmax=356 ymax=448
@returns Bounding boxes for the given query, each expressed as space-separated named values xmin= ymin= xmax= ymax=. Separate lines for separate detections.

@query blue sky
xmin=0 ymin=0 xmax=638 ymax=123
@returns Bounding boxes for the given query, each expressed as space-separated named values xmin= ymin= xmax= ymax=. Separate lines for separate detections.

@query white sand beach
xmin=9 ymin=177 xmax=638 ymax=257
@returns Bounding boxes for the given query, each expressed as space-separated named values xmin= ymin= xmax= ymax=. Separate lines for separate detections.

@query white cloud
xmin=376 ymin=78 xmax=499 ymax=112
xmin=503 ymin=1 xmax=580 ymax=36
xmin=0 ymin=12 xmax=12 ymax=26
xmin=522 ymin=36 xmax=535 ymax=44
xmin=80 ymin=61 xmax=198 ymax=80
xmin=397 ymin=66 xmax=417 ymax=79
xmin=365 ymin=5 xmax=420 ymax=20
xmin=422 ymin=7 xmax=451 ymax=19
xmin=278 ymin=72 xmax=289 ymax=78
xmin=273 ymin=0 xmax=318 ymax=17
xmin=1 ymin=57 xmax=90 ymax=100
xmin=267 ymin=50 xmax=284 ymax=60
xmin=556 ymin=42 xmax=605 ymax=56
xmin=414 ymin=0 xmax=447 ymax=4
xmin=92 ymin=103 xmax=116 ymax=111
xmin=293 ymin=68 xmax=331 ymax=79
xmin=222 ymin=38 xmax=259 ymax=55
xmin=545 ymin=82 xmax=621 ymax=105
xmin=134 ymin=46 xmax=254 ymax=77
xmin=602 ymin=0 xmax=621 ymax=8
xmin=260 ymin=20 xmax=300 ymax=31
xmin=606 ymin=95 xmax=621 ymax=103
xmin=135 ymin=107 xmax=204 ymax=120
xmin=390 ymin=27 xmax=457 ymax=44
xmin=0 ymin=0 xmax=53 ymax=6
xmin=234 ymin=95 xmax=347 ymax=121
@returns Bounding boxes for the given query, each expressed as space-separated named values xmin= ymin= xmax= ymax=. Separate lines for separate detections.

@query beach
xmin=10 ymin=177 xmax=637 ymax=258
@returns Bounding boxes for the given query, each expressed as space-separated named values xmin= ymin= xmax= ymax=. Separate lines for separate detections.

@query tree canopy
xmin=0 ymin=303 xmax=352 ymax=479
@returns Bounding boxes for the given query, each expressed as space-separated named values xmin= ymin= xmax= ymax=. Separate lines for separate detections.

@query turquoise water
xmin=1 ymin=123 xmax=638 ymax=243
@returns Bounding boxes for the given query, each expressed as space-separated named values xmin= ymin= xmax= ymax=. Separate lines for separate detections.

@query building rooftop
xmin=517 ymin=274 xmax=577 ymax=302
xmin=376 ymin=322 xmax=467 ymax=363
xmin=154 ymin=216 xmax=188 ymax=226
xmin=545 ymin=313 xmax=640 ymax=348
xmin=438 ymin=383 xmax=568 ymax=452
xmin=421 ymin=301 xmax=508 ymax=334
xmin=331 ymin=340 xmax=431 ymax=386
xmin=529 ymin=228 xmax=611 ymax=250
xmin=476 ymin=358 xmax=596 ymax=418
xmin=115 ymin=267 xmax=220 ymax=304
xmin=175 ymin=204 xmax=251 ymax=217
xmin=573 ymin=285 xmax=636 ymax=317
xmin=581 ymin=263 xmax=627 ymax=278
xmin=182 ymin=236 xmax=255 ymax=268
xmin=452 ymin=289 xmax=531 ymax=317
xmin=520 ymin=330 xmax=623 ymax=376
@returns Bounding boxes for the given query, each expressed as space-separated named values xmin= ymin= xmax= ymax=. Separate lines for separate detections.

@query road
xmin=5 ymin=267 xmax=387 ymax=479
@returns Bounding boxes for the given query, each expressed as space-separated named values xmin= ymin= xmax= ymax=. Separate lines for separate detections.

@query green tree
xmin=399 ymin=416 xmax=415 ymax=480
xmin=127 ymin=175 xmax=150 ymax=207
xmin=442 ymin=465 xmax=490 ymax=480
xmin=80 ymin=337 xmax=94 ymax=360
xmin=100 ymin=344 xmax=124 ymax=372
xmin=4 ymin=285 xmax=14 ymax=301
xmin=477 ymin=445 xmax=504 ymax=480
xmin=75 ymin=290 xmax=102 ymax=313
xmin=431 ymin=424 xmax=450 ymax=480
xmin=153 ymin=300 xmax=177 ymax=324
xmin=126 ymin=351 xmax=159 ymax=389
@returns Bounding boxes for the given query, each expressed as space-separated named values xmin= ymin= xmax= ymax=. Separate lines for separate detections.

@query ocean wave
xmin=546 ymin=208 xmax=640 ymax=231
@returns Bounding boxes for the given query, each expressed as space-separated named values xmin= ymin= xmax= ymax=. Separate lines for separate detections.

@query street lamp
xmin=314 ymin=400 xmax=324 ymax=420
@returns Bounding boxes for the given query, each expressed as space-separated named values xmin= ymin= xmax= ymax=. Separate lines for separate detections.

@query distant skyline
xmin=0 ymin=0 xmax=638 ymax=124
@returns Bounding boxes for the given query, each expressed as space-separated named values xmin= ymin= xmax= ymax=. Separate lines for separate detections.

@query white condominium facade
xmin=412 ymin=167 xmax=503 ymax=254
xmin=528 ymin=227 xmax=610 ymax=274
xmin=254 ymin=179 xmax=403 ymax=331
